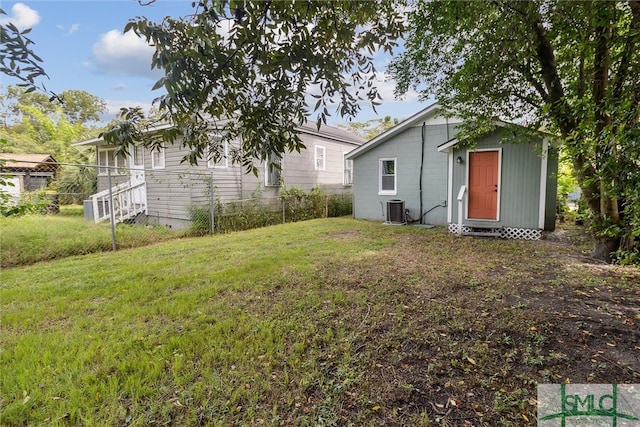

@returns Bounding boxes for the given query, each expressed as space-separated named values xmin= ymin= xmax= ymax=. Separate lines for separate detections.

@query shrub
xmin=328 ymin=193 xmax=352 ymax=217
xmin=1 ymin=190 xmax=50 ymax=217
xmin=187 ymin=188 xmax=352 ymax=235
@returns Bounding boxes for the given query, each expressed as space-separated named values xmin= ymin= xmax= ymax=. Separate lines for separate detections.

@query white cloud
xmin=68 ymin=23 xmax=79 ymax=35
xmin=101 ymin=99 xmax=155 ymax=123
xmin=372 ymin=71 xmax=420 ymax=104
xmin=0 ymin=3 xmax=40 ymax=31
xmin=112 ymin=83 xmax=127 ymax=91
xmin=92 ymin=30 xmax=161 ymax=79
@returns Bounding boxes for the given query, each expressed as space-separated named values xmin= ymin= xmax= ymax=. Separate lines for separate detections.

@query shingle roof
xmin=0 ymin=153 xmax=58 ymax=169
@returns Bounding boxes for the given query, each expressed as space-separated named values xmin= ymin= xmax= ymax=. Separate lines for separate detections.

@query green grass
xmin=1 ymin=219 xmax=638 ymax=426
xmin=0 ymin=212 xmax=178 ymax=267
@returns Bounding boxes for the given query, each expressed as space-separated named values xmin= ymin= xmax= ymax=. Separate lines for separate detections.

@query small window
xmin=98 ymin=148 xmax=127 ymax=175
xmin=265 ymin=153 xmax=282 ymax=187
xmin=151 ymin=145 xmax=165 ymax=169
xmin=315 ymin=145 xmax=326 ymax=170
xmin=131 ymin=145 xmax=144 ymax=168
xmin=379 ymin=158 xmax=396 ymax=195
xmin=343 ymin=156 xmax=353 ymax=186
xmin=208 ymin=139 xmax=229 ymax=168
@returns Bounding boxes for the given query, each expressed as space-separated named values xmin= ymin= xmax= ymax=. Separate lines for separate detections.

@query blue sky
xmin=1 ymin=1 xmax=426 ymax=127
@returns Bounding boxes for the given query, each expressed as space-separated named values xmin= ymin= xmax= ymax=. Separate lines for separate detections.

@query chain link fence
xmin=1 ymin=159 xmax=353 ymax=267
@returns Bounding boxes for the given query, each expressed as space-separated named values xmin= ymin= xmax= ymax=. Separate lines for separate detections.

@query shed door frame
xmin=465 ymin=148 xmax=502 ymax=221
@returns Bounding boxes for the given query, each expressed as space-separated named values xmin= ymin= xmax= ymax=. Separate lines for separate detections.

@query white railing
xmin=456 ymin=185 xmax=466 ymax=236
xmin=90 ymin=181 xmax=147 ymax=224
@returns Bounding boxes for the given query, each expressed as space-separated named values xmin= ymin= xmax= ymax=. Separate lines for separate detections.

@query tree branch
xmin=515 ymin=61 xmax=549 ymax=103
xmin=530 ymin=17 xmax=575 ymax=136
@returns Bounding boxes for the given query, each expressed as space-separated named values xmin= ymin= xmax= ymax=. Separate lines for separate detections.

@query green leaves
xmin=0 ymin=8 xmax=48 ymax=94
xmin=391 ymin=0 xmax=640 ymax=260
xmin=114 ymin=1 xmax=405 ymax=171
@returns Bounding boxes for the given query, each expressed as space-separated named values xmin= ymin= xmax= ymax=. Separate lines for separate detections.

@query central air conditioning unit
xmin=386 ymin=199 xmax=407 ymax=225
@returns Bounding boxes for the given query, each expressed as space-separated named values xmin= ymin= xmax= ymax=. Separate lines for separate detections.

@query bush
xmin=282 ymin=186 xmax=327 ymax=222
xmin=187 ymin=188 xmax=352 ymax=235
xmin=1 ymin=190 xmax=50 ymax=217
xmin=328 ymin=193 xmax=352 ymax=217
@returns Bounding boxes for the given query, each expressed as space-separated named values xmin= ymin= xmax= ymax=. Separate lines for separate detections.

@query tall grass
xmin=1 ymin=219 xmax=390 ymax=426
xmin=0 ymin=210 xmax=177 ymax=267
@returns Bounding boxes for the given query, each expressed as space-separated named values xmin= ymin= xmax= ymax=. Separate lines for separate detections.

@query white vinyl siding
xmin=378 ymin=158 xmax=397 ymax=195
xmin=151 ymin=145 xmax=165 ymax=170
xmin=315 ymin=145 xmax=326 ymax=170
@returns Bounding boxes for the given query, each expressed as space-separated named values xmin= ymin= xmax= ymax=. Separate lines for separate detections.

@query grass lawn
xmin=0 ymin=207 xmax=180 ymax=268
xmin=1 ymin=218 xmax=638 ymax=426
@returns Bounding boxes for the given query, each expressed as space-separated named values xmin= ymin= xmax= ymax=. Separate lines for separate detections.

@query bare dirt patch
xmin=316 ymin=225 xmax=639 ymax=426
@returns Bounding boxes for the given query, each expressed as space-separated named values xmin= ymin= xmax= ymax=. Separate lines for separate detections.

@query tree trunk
xmin=592 ymin=235 xmax=621 ymax=262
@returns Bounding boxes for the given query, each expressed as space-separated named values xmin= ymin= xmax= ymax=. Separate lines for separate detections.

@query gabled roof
xmin=298 ymin=122 xmax=365 ymax=146
xmin=73 ymin=123 xmax=174 ymax=147
xmin=73 ymin=122 xmax=364 ymax=147
xmin=345 ymin=102 xmax=443 ymax=160
xmin=0 ymin=153 xmax=58 ymax=170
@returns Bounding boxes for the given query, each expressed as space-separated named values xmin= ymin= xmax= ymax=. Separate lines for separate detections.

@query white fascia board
xmin=538 ymin=138 xmax=550 ymax=229
xmin=437 ymin=138 xmax=459 ymax=152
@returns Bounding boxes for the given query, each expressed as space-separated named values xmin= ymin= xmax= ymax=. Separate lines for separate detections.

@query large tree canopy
xmin=390 ymin=0 xmax=640 ymax=261
xmin=1 ymin=86 xmax=107 ymax=126
xmin=102 ymin=0 xmax=404 ymax=172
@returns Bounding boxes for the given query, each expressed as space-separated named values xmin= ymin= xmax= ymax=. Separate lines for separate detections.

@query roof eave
xmin=72 ymin=123 xmax=175 ymax=147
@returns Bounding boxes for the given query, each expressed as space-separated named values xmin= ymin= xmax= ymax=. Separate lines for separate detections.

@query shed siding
xmin=451 ymin=131 xmax=548 ymax=229
xmin=352 ymin=123 xmax=457 ymax=224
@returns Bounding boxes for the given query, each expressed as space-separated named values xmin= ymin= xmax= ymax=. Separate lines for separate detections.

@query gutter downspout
xmin=419 ymin=122 xmax=425 ymax=224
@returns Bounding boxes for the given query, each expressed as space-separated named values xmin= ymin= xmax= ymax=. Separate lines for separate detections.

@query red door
xmin=468 ymin=151 xmax=498 ymax=219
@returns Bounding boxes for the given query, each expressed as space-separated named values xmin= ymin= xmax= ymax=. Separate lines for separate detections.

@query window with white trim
xmin=131 ymin=145 xmax=144 ymax=167
xmin=265 ymin=153 xmax=282 ymax=187
xmin=315 ymin=145 xmax=326 ymax=170
xmin=151 ymin=145 xmax=165 ymax=169
xmin=378 ymin=158 xmax=397 ymax=195
xmin=343 ymin=156 xmax=353 ymax=186
xmin=207 ymin=139 xmax=229 ymax=168
xmin=97 ymin=148 xmax=127 ymax=175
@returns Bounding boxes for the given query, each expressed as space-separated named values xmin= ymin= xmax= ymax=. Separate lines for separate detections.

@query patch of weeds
xmin=493 ymin=388 xmax=534 ymax=426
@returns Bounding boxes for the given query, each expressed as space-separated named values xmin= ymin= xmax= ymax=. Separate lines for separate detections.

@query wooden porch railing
xmin=90 ymin=181 xmax=147 ymax=224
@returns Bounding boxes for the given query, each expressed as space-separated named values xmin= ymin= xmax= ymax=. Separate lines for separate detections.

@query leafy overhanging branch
xmin=390 ymin=0 xmax=640 ymax=261
xmin=102 ymin=0 xmax=405 ymax=173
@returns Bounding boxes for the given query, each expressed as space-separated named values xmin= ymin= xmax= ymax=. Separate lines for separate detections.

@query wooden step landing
xmin=462 ymin=225 xmax=504 ymax=238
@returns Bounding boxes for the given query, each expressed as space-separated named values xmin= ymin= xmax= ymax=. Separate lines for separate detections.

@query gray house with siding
xmin=76 ymin=122 xmax=363 ymax=229
xmin=345 ymin=103 xmax=558 ymax=239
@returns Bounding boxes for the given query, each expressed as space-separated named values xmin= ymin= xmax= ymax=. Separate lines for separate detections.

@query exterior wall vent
xmin=386 ymin=199 xmax=407 ymax=225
